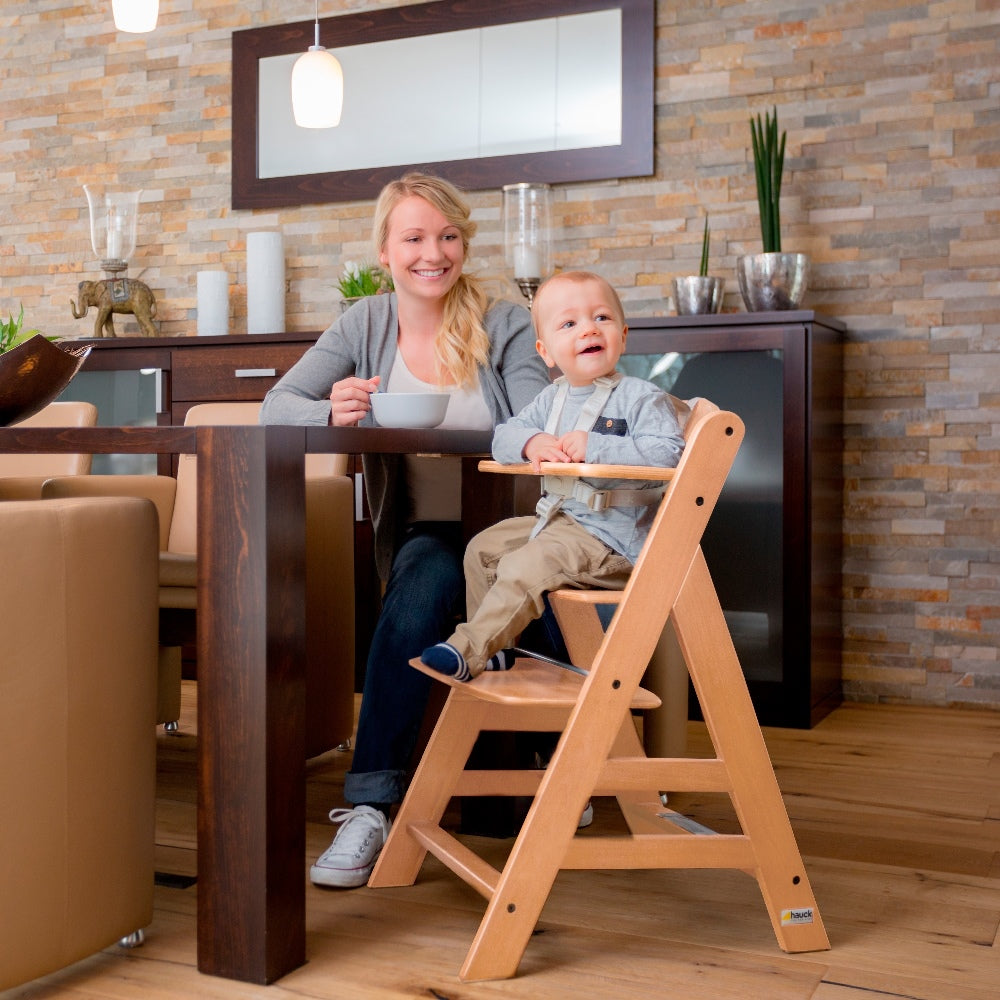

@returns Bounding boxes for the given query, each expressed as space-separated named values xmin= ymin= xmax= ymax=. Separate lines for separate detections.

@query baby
xmin=421 ymin=270 xmax=685 ymax=681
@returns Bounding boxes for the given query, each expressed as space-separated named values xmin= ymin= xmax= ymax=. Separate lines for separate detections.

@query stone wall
xmin=1 ymin=1 xmax=998 ymax=708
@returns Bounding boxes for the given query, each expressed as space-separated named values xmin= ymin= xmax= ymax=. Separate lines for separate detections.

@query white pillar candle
xmin=513 ymin=245 xmax=542 ymax=279
xmin=247 ymin=231 xmax=285 ymax=335
xmin=197 ymin=270 xmax=230 ymax=336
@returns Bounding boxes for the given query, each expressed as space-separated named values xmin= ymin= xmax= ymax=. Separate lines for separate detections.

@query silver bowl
xmin=737 ymin=252 xmax=809 ymax=311
xmin=671 ymin=276 xmax=724 ymax=316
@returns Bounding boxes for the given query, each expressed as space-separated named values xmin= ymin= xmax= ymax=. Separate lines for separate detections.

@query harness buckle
xmin=584 ymin=488 xmax=610 ymax=512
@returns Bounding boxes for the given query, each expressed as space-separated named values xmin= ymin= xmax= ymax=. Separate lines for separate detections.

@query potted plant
xmin=737 ymin=106 xmax=809 ymax=311
xmin=337 ymin=260 xmax=393 ymax=312
xmin=672 ymin=216 xmax=724 ymax=315
xmin=0 ymin=304 xmax=40 ymax=354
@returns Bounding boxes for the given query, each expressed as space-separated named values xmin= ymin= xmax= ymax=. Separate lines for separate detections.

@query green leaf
xmin=750 ymin=106 xmax=786 ymax=253
xmin=0 ymin=304 xmax=42 ymax=353
xmin=699 ymin=216 xmax=710 ymax=278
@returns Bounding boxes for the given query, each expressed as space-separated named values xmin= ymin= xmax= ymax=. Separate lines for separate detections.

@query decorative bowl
xmin=0 ymin=334 xmax=92 ymax=427
xmin=370 ymin=391 xmax=448 ymax=429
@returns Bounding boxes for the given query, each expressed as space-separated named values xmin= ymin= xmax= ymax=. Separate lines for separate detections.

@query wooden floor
xmin=6 ymin=685 xmax=998 ymax=999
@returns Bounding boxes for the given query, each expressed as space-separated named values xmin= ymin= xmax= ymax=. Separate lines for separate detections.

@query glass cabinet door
xmin=57 ymin=368 xmax=161 ymax=474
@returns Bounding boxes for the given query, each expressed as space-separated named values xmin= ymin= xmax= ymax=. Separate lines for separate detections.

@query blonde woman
xmin=261 ymin=173 xmax=549 ymax=888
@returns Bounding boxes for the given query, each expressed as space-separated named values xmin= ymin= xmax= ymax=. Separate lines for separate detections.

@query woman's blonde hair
xmin=373 ymin=173 xmax=491 ymax=388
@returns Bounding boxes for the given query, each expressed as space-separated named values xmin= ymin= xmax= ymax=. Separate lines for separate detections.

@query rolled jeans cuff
xmin=344 ymin=768 xmax=404 ymax=808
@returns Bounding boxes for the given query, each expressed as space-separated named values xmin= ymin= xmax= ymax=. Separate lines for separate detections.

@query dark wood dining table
xmin=0 ymin=422 xmax=508 ymax=985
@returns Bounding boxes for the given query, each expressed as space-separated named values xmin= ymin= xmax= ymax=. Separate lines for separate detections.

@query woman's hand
xmin=329 ymin=375 xmax=380 ymax=426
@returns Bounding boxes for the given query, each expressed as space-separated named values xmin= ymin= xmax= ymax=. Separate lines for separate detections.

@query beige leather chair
xmin=0 ymin=496 xmax=158 ymax=991
xmin=0 ymin=400 xmax=98 ymax=499
xmin=44 ymin=402 xmax=356 ymax=758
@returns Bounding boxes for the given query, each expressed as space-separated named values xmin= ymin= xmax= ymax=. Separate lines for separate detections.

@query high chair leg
xmin=672 ymin=551 xmax=829 ymax=952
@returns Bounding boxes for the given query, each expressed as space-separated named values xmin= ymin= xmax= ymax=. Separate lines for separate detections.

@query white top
xmin=387 ymin=350 xmax=492 ymax=522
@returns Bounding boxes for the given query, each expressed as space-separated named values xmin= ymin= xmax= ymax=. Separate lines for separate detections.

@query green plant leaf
xmin=0 ymin=304 xmax=41 ymax=354
xmin=750 ymin=106 xmax=786 ymax=253
xmin=699 ymin=216 xmax=710 ymax=278
xmin=335 ymin=260 xmax=394 ymax=298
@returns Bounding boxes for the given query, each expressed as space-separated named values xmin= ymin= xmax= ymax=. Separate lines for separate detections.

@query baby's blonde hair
xmin=531 ymin=270 xmax=626 ymax=338
xmin=373 ymin=173 xmax=490 ymax=388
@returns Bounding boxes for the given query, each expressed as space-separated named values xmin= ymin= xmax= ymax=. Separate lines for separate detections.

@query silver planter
xmin=737 ymin=252 xmax=809 ymax=311
xmin=671 ymin=275 xmax=724 ymax=316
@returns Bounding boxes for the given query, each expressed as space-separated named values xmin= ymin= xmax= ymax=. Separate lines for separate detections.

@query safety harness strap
xmin=537 ymin=372 xmax=663 ymax=521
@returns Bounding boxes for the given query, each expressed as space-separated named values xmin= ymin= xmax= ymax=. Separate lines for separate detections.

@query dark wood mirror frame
xmin=231 ymin=0 xmax=654 ymax=210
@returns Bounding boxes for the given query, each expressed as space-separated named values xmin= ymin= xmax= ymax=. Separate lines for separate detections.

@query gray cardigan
xmin=260 ymin=293 xmax=549 ymax=578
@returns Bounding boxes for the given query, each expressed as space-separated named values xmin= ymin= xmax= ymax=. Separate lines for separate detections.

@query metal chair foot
xmin=336 ymin=737 xmax=352 ymax=752
xmin=163 ymin=720 xmax=179 ymax=734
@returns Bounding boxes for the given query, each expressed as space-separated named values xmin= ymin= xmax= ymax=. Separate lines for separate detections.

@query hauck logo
xmin=781 ymin=907 xmax=815 ymax=925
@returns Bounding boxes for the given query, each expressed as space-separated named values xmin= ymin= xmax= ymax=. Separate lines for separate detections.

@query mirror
xmin=232 ymin=0 xmax=654 ymax=209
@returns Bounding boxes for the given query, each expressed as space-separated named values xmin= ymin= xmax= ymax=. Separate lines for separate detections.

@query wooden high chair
xmin=368 ymin=400 xmax=829 ymax=981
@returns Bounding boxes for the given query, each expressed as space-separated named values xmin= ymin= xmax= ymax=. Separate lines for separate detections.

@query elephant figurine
xmin=70 ymin=277 xmax=158 ymax=338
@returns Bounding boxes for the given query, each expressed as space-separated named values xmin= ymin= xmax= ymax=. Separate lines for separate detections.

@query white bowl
xmin=370 ymin=391 xmax=448 ymax=428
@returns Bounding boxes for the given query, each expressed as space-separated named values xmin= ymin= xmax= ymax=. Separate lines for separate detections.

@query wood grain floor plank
xmin=4 ymin=690 xmax=998 ymax=1000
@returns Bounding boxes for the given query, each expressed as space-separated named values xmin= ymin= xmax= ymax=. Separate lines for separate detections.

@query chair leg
xmin=459 ymin=702 xmax=618 ymax=981
xmin=369 ymin=690 xmax=489 ymax=889
xmin=672 ymin=551 xmax=829 ymax=952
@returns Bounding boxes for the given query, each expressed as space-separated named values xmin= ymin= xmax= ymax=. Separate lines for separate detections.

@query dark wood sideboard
xmin=68 ymin=311 xmax=844 ymax=728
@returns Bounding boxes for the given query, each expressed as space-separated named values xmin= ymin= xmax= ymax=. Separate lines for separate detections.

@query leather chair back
xmin=167 ymin=401 xmax=348 ymax=555
xmin=0 ymin=401 xmax=98 ymax=497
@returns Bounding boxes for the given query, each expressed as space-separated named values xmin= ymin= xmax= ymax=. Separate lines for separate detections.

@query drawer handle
xmin=234 ymin=367 xmax=278 ymax=378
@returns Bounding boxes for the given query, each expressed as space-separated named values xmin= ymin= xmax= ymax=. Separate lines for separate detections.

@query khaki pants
xmin=448 ymin=512 xmax=633 ymax=675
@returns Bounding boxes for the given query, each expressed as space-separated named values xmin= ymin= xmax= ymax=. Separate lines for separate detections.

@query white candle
xmin=513 ymin=245 xmax=542 ymax=279
xmin=106 ymin=219 xmax=122 ymax=260
xmin=197 ymin=270 xmax=230 ymax=336
xmin=247 ymin=231 xmax=285 ymax=335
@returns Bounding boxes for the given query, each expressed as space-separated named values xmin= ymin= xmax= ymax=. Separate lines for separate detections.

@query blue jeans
xmin=344 ymin=522 xmax=465 ymax=807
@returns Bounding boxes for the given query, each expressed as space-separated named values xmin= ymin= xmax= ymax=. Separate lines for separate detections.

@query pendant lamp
xmin=291 ymin=1 xmax=344 ymax=129
xmin=112 ymin=0 xmax=159 ymax=33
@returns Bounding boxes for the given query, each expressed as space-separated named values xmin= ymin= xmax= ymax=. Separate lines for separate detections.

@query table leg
xmin=195 ymin=424 xmax=308 ymax=984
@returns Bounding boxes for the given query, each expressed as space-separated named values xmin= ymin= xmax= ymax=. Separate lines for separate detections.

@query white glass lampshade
xmin=503 ymin=183 xmax=553 ymax=280
xmin=112 ymin=0 xmax=159 ymax=33
xmin=83 ymin=184 xmax=141 ymax=268
xmin=292 ymin=47 xmax=344 ymax=128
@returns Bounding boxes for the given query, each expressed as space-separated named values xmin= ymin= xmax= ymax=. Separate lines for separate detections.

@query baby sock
xmin=420 ymin=644 xmax=516 ymax=682
xmin=485 ymin=648 xmax=516 ymax=671
xmin=420 ymin=643 xmax=472 ymax=682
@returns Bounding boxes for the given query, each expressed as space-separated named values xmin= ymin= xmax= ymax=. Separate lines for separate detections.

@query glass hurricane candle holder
xmin=84 ymin=183 xmax=141 ymax=275
xmin=503 ymin=182 xmax=552 ymax=307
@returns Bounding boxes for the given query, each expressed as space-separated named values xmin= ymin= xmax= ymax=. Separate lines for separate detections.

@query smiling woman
xmin=231 ymin=0 xmax=654 ymax=209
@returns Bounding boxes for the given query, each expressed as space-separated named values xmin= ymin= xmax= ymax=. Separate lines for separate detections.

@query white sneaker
xmin=310 ymin=805 xmax=391 ymax=888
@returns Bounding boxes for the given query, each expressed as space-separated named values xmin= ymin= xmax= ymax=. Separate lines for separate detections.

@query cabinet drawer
xmin=172 ymin=344 xmax=307 ymax=401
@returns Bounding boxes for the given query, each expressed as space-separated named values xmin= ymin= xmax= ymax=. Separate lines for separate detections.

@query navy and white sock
xmin=485 ymin=648 xmax=516 ymax=672
xmin=420 ymin=643 xmax=472 ymax=682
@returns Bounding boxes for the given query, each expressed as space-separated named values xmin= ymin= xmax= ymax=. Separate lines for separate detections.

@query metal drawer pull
xmin=234 ymin=368 xmax=278 ymax=378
